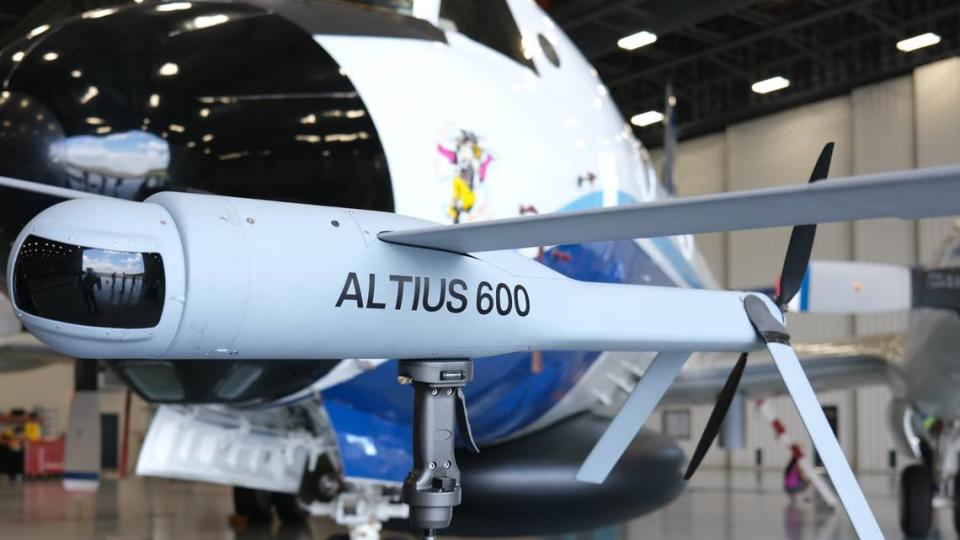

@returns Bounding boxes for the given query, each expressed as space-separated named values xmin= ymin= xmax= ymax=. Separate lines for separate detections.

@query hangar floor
xmin=0 ymin=470 xmax=951 ymax=539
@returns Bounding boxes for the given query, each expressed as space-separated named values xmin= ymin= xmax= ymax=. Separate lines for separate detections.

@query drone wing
xmin=0 ymin=175 xmax=112 ymax=200
xmin=380 ymin=164 xmax=960 ymax=253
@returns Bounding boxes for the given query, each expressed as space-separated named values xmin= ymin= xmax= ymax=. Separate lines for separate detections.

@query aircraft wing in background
xmin=0 ymin=292 xmax=68 ymax=373
xmin=0 ymin=331 xmax=69 ymax=373
xmin=663 ymin=334 xmax=901 ymax=405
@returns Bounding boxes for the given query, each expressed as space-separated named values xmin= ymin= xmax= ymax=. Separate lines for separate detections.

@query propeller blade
xmin=776 ymin=142 xmax=834 ymax=306
xmin=576 ymin=351 xmax=692 ymax=484
xmin=683 ymin=352 xmax=748 ymax=480
xmin=743 ymin=295 xmax=883 ymax=538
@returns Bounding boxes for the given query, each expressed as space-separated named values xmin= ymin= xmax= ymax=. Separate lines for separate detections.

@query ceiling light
xmin=149 ymin=94 xmax=160 ymax=107
xmin=158 ymin=62 xmax=179 ymax=76
xmin=156 ymin=2 xmax=192 ymax=11
xmin=751 ymin=76 xmax=790 ymax=94
xmin=897 ymin=33 xmax=940 ymax=52
xmin=70 ymin=69 xmax=82 ymax=78
xmin=11 ymin=51 xmax=24 ymax=63
xmin=27 ymin=25 xmax=50 ymax=39
xmin=80 ymin=86 xmax=98 ymax=104
xmin=82 ymin=8 xmax=117 ymax=19
xmin=630 ymin=110 xmax=663 ymax=127
xmin=42 ymin=52 xmax=58 ymax=62
xmin=618 ymin=31 xmax=657 ymax=51
xmin=191 ymin=14 xmax=229 ymax=29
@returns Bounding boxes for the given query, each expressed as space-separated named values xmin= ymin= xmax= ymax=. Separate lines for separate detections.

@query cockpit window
xmin=13 ymin=235 xmax=165 ymax=329
xmin=108 ymin=359 xmax=338 ymax=404
xmin=440 ymin=0 xmax=536 ymax=72
xmin=334 ymin=0 xmax=536 ymax=71
xmin=122 ymin=362 xmax=185 ymax=401
xmin=336 ymin=0 xmax=414 ymax=16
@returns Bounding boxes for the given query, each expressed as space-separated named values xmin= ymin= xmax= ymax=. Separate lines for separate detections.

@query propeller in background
xmin=682 ymin=141 xmax=834 ymax=480
xmin=574 ymin=142 xmax=835 ymax=486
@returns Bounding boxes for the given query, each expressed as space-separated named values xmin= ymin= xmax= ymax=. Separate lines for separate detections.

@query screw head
xmin=446 ymin=388 xmax=453 ymax=396
xmin=428 ymin=462 xmax=437 ymax=470
xmin=443 ymin=460 xmax=451 ymax=469
xmin=431 ymin=388 xmax=439 ymax=396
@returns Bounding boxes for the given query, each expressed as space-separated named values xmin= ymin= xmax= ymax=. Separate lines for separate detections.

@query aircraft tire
xmin=954 ymin=474 xmax=960 ymax=534
xmin=234 ymin=486 xmax=274 ymax=523
xmin=900 ymin=464 xmax=933 ymax=537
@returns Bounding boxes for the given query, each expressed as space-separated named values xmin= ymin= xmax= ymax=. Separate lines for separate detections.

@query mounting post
xmin=398 ymin=359 xmax=479 ymax=539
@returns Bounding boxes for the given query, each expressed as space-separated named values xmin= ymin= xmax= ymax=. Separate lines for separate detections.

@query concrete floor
xmin=0 ymin=471 xmax=954 ymax=540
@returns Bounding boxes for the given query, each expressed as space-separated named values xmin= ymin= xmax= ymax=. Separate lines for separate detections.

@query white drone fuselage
xmin=8 ymin=193 xmax=774 ymax=361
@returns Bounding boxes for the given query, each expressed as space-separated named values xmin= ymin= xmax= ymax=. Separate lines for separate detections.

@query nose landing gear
xmin=899 ymin=463 xmax=933 ymax=537
xmin=397 ymin=359 xmax=479 ymax=540
xmin=899 ymin=424 xmax=960 ymax=538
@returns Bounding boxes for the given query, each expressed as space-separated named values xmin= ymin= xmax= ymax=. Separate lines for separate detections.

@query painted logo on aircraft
xmin=435 ymin=127 xmax=494 ymax=224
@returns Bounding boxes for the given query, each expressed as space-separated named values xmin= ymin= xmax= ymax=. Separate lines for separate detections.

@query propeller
xmin=682 ymin=142 xmax=834 ymax=481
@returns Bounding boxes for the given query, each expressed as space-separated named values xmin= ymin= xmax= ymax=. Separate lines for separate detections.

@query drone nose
xmin=5 ymin=196 xmax=186 ymax=360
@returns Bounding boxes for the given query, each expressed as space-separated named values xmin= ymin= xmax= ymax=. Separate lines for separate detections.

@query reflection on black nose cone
xmin=13 ymin=235 xmax=165 ymax=328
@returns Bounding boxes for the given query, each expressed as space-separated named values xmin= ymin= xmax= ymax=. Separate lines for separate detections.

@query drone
xmin=5 ymin=146 xmax=960 ymax=539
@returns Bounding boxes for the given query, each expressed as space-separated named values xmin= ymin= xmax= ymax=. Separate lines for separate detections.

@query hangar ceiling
xmin=1 ymin=0 xmax=958 ymax=149
xmin=547 ymin=0 xmax=960 ymax=147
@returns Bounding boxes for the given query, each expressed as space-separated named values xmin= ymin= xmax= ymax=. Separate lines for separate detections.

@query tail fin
xmin=661 ymin=82 xmax=677 ymax=195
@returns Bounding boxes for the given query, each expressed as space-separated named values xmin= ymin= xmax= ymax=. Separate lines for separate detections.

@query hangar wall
xmin=650 ymin=57 xmax=960 ymax=472
xmin=0 ymin=363 xmax=150 ymax=476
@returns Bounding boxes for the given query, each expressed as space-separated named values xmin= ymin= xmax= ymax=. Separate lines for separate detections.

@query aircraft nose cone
xmin=0 ymin=1 xmax=395 ymax=278
xmin=0 ymin=90 xmax=67 ymax=275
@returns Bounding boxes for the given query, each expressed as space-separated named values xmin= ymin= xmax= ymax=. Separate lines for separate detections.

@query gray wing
xmin=380 ymin=166 xmax=960 ymax=253
xmin=662 ymin=334 xmax=900 ymax=405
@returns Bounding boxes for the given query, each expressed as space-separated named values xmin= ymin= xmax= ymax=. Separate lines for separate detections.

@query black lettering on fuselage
xmin=412 ymin=276 xmax=422 ymax=311
xmin=390 ymin=275 xmax=412 ymax=309
xmin=422 ymin=277 xmax=446 ymax=312
xmin=447 ymin=279 xmax=468 ymax=313
xmin=366 ymin=273 xmax=386 ymax=309
xmin=336 ymin=272 xmax=363 ymax=308
xmin=335 ymin=273 xmax=529 ymax=317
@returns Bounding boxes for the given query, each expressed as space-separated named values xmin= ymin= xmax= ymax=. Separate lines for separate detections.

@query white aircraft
xmin=0 ymin=1 xmax=958 ymax=539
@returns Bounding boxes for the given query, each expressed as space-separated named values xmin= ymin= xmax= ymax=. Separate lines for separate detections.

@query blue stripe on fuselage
xmin=323 ymin=191 xmax=702 ymax=482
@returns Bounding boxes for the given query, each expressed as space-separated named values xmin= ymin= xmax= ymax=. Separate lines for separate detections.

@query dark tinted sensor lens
xmin=13 ymin=235 xmax=165 ymax=328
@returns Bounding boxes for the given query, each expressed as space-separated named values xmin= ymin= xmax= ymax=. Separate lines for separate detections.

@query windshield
xmin=330 ymin=0 xmax=414 ymax=16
